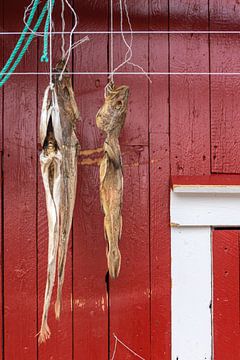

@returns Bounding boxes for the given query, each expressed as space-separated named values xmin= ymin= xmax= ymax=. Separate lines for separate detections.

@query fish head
xmin=96 ymin=82 xmax=129 ymax=135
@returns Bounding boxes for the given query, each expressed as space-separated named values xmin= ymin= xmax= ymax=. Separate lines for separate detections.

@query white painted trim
xmin=171 ymin=227 xmax=212 ymax=360
xmin=170 ymin=191 xmax=240 ymax=226
xmin=173 ymin=184 xmax=240 ymax=193
xmin=171 ymin=184 xmax=240 ymax=360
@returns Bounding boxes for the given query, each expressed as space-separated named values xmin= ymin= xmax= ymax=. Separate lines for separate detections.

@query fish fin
xmin=38 ymin=320 xmax=51 ymax=344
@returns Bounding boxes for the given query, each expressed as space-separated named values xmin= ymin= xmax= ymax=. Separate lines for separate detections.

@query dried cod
xmin=96 ymin=81 xmax=129 ymax=279
xmin=38 ymin=63 xmax=80 ymax=343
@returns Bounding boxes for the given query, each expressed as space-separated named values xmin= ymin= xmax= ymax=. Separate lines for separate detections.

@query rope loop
xmin=0 ymin=0 xmax=40 ymax=80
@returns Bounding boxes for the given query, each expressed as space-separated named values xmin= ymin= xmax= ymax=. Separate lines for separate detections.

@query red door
xmin=213 ymin=230 xmax=240 ymax=359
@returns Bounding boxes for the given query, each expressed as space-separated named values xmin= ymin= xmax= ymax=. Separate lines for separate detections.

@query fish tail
xmin=38 ymin=319 xmax=51 ymax=344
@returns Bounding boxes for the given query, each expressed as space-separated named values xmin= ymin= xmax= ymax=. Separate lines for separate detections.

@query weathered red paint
xmin=171 ymin=174 xmax=240 ymax=186
xmin=170 ymin=0 xmax=210 ymax=177
xmin=213 ymin=230 xmax=240 ymax=359
xmin=108 ymin=2 xmax=150 ymax=359
xmin=1 ymin=0 xmax=240 ymax=359
xmin=210 ymin=0 xmax=240 ymax=173
xmin=0 ymin=3 xmax=3 ymax=359
xmin=149 ymin=1 xmax=171 ymax=359
xmin=3 ymin=1 xmax=37 ymax=359
xmin=73 ymin=1 xmax=109 ymax=359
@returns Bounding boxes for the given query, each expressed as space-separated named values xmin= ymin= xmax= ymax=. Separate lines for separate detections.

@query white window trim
xmin=170 ymin=185 xmax=240 ymax=360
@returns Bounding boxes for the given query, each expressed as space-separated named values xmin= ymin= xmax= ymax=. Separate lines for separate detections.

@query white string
xmin=6 ymin=30 xmax=240 ymax=35
xmin=110 ymin=0 xmax=114 ymax=82
xmin=110 ymin=333 xmax=146 ymax=360
xmin=59 ymin=0 xmax=90 ymax=80
xmin=59 ymin=0 xmax=78 ymax=80
xmin=49 ymin=0 xmax=53 ymax=88
xmin=3 ymin=71 xmax=240 ymax=75
xmin=64 ymin=35 xmax=89 ymax=56
xmin=23 ymin=0 xmax=44 ymax=37
xmin=109 ymin=0 xmax=151 ymax=83
xmin=61 ymin=0 xmax=66 ymax=59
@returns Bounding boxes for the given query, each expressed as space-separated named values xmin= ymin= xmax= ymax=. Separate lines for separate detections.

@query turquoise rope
xmin=0 ymin=0 xmax=40 ymax=80
xmin=41 ymin=0 xmax=56 ymax=62
xmin=0 ymin=1 xmax=49 ymax=87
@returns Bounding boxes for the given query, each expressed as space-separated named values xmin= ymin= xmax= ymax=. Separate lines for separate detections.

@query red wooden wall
xmin=0 ymin=0 xmax=240 ymax=359
xmin=213 ymin=230 xmax=240 ymax=360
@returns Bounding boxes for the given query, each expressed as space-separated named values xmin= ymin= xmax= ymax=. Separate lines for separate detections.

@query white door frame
xmin=171 ymin=183 xmax=240 ymax=360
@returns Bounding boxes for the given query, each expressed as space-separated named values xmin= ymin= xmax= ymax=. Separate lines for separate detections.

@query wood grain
xmin=213 ymin=230 xmax=240 ymax=359
xmin=109 ymin=146 xmax=150 ymax=360
xmin=3 ymin=1 xmax=37 ymax=358
xmin=170 ymin=0 xmax=210 ymax=176
xmin=73 ymin=1 xmax=109 ymax=358
xmin=37 ymin=2 xmax=73 ymax=359
xmin=210 ymin=0 xmax=240 ymax=173
xmin=149 ymin=1 xmax=171 ymax=359
xmin=112 ymin=0 xmax=149 ymax=146
xmin=0 ymin=2 xmax=3 ymax=359
xmin=109 ymin=1 xmax=150 ymax=359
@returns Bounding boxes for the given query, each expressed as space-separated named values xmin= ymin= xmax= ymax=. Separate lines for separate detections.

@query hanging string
xmin=49 ymin=0 xmax=53 ymax=87
xmin=59 ymin=0 xmax=78 ymax=79
xmin=109 ymin=0 xmax=151 ymax=83
xmin=23 ymin=0 xmax=44 ymax=37
xmin=110 ymin=0 xmax=114 ymax=83
xmin=59 ymin=0 xmax=90 ymax=80
xmin=64 ymin=36 xmax=89 ymax=54
xmin=61 ymin=0 xmax=66 ymax=59
xmin=110 ymin=333 xmax=146 ymax=360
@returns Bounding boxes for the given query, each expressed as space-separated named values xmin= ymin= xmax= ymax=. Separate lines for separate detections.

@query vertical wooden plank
xmin=0 ymin=3 xmax=3 ymax=359
xmin=37 ymin=3 xmax=73 ymax=359
xmin=171 ymin=227 xmax=212 ymax=360
xmin=213 ymin=230 xmax=240 ymax=359
xmin=210 ymin=0 xmax=240 ymax=173
xmin=73 ymin=1 xmax=109 ymax=358
xmin=3 ymin=0 xmax=37 ymax=358
xmin=110 ymin=146 xmax=149 ymax=360
xmin=109 ymin=1 xmax=150 ymax=359
xmin=170 ymin=0 xmax=210 ymax=176
xmin=0 ymin=0 xmax=3 ymax=152
xmin=149 ymin=1 xmax=170 ymax=359
xmin=112 ymin=1 xmax=149 ymax=146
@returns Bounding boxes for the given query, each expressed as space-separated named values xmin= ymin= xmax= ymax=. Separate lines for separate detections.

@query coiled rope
xmin=0 ymin=0 xmax=56 ymax=87
xmin=0 ymin=0 xmax=40 ymax=81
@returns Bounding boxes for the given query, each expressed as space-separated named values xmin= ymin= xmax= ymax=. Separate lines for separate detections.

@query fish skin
xmin=53 ymin=62 xmax=80 ymax=320
xmin=38 ymin=63 xmax=80 ymax=343
xmin=96 ymin=82 xmax=129 ymax=278
xmin=39 ymin=86 xmax=63 ymax=344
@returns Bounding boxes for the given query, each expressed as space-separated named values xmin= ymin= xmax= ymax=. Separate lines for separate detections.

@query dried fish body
xmin=96 ymin=82 xmax=129 ymax=278
xmin=54 ymin=66 xmax=80 ymax=319
xmin=38 ymin=70 xmax=80 ymax=342
xmin=38 ymin=86 xmax=63 ymax=343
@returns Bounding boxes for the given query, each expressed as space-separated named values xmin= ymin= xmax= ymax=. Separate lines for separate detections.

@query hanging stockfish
xmin=54 ymin=60 xmax=80 ymax=320
xmin=38 ymin=61 xmax=80 ymax=343
xmin=38 ymin=85 xmax=63 ymax=343
xmin=96 ymin=81 xmax=129 ymax=279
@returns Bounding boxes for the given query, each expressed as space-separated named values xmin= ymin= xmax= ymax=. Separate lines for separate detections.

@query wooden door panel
xmin=213 ymin=230 xmax=240 ymax=359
